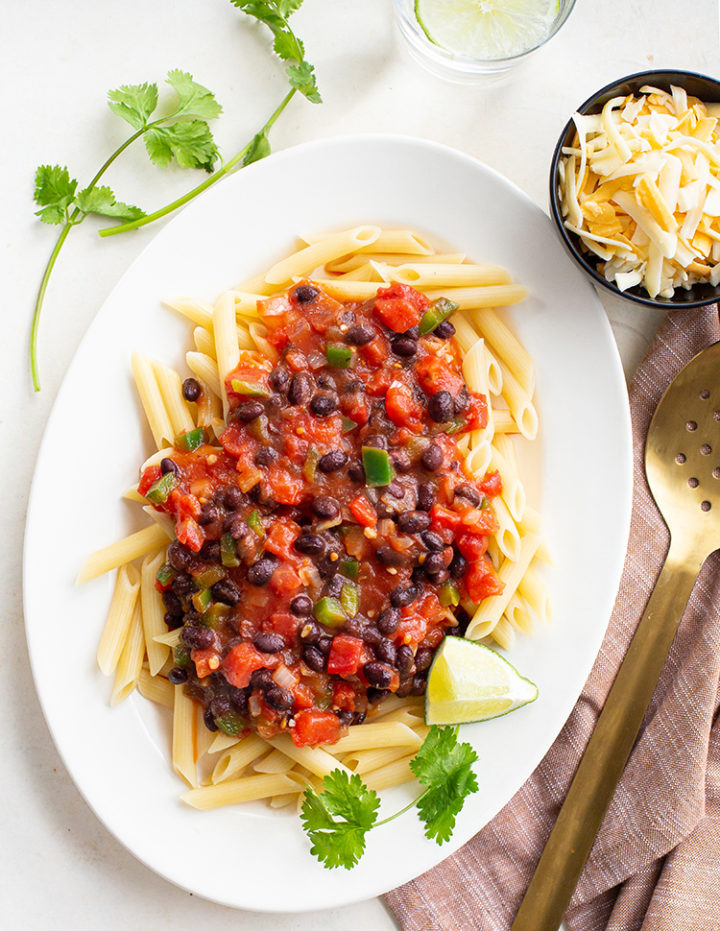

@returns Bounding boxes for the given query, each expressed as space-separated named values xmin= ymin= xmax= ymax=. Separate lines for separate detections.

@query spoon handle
xmin=511 ymin=540 xmax=704 ymax=931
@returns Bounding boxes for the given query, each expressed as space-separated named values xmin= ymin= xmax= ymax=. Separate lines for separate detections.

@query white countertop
xmin=4 ymin=1 xmax=718 ymax=927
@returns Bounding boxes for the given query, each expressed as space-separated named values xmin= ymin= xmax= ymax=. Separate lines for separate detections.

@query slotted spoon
xmin=512 ymin=340 xmax=720 ymax=931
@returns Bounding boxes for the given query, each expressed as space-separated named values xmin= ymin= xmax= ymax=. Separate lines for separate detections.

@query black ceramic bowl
xmin=549 ymin=69 xmax=720 ymax=309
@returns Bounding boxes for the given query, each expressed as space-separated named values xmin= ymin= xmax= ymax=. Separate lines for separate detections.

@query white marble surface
xmin=4 ymin=1 xmax=718 ymax=927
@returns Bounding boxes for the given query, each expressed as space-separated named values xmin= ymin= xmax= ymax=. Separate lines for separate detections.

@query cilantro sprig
xmin=30 ymin=0 xmax=320 ymax=391
xmin=300 ymin=726 xmax=479 ymax=870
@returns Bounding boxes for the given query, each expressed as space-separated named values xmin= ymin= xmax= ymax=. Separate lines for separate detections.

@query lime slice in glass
xmin=425 ymin=636 xmax=538 ymax=725
xmin=415 ymin=0 xmax=559 ymax=60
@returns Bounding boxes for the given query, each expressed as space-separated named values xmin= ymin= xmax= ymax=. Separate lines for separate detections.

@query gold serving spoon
xmin=512 ymin=340 xmax=720 ymax=931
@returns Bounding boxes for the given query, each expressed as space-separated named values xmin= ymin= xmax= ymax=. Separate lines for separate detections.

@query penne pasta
xmin=140 ymin=551 xmax=170 ymax=676
xmin=131 ymin=352 xmax=173 ymax=449
xmin=185 ymin=351 xmax=222 ymax=400
xmin=78 ymin=524 xmax=169 ymax=584
xmin=213 ymin=290 xmax=240 ymax=421
xmin=469 ymin=307 xmax=535 ymax=396
xmin=392 ymin=262 xmax=512 ymax=288
xmin=151 ymin=361 xmax=196 ymax=439
xmin=172 ymin=683 xmax=198 ymax=788
xmin=137 ymin=666 xmax=174 ymax=708
xmin=182 ymin=773 xmax=299 ymax=809
xmin=325 ymin=252 xmax=465 ymax=273
xmin=466 ymin=534 xmax=541 ymax=640
xmin=110 ymin=599 xmax=145 ymax=705
xmin=301 ymin=228 xmax=432 ymax=255
xmin=163 ymin=297 xmax=214 ymax=329
xmin=423 ymin=283 xmax=528 ymax=309
xmin=265 ymin=226 xmax=381 ymax=284
xmin=96 ymin=563 xmax=141 ymax=676
xmin=497 ymin=361 xmax=538 ymax=440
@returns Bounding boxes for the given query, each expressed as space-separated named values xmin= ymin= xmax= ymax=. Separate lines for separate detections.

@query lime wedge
xmin=415 ymin=0 xmax=559 ymax=60
xmin=425 ymin=636 xmax=538 ymax=725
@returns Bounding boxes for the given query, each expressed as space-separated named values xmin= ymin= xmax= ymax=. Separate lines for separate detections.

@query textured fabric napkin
xmin=386 ymin=304 xmax=720 ymax=931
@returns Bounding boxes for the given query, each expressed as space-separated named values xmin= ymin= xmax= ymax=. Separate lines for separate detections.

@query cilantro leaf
xmin=273 ymin=29 xmax=303 ymax=61
xmin=107 ymin=82 xmax=159 ymax=130
xmin=243 ymin=130 xmax=271 ymax=166
xmin=75 ymin=185 xmax=145 ymax=221
xmin=166 ymin=70 xmax=222 ymax=121
xmin=145 ymin=121 xmax=219 ymax=171
xmin=33 ymin=165 xmax=78 ymax=224
xmin=286 ymin=60 xmax=321 ymax=103
xmin=300 ymin=771 xmax=380 ymax=870
xmin=410 ymin=726 xmax=479 ymax=844
xmin=276 ymin=0 xmax=304 ymax=16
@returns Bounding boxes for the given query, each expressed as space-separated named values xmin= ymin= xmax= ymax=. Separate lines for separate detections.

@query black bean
xmin=367 ymin=687 xmax=389 ymax=704
xmin=403 ymin=325 xmax=420 ymax=340
xmin=209 ymin=696 xmax=231 ymax=719
xmin=230 ymin=687 xmax=249 ymax=714
xmin=294 ymin=284 xmax=319 ymax=303
xmin=212 ymin=578 xmax=242 ymax=605
xmin=427 ymin=569 xmax=450 ymax=585
xmin=254 ymin=632 xmax=285 ymax=653
xmin=449 ymin=551 xmax=468 ymax=579
xmin=428 ymin=390 xmax=454 ymax=423
xmin=391 ymin=450 xmax=412 ymax=473
xmin=348 ymin=461 xmax=365 ymax=483
xmin=342 ymin=617 xmax=364 ymax=638
xmin=364 ymin=662 xmax=393 ymax=688
xmin=302 ymin=645 xmax=327 ymax=671
xmin=361 ymin=626 xmax=383 ymax=646
xmin=324 ymin=576 xmax=344 ymax=599
xmin=312 ymin=496 xmax=340 ymax=520
xmin=250 ymin=668 xmax=275 ymax=691
xmin=288 ymin=372 xmax=313 ymax=405
xmin=317 ymin=635 xmax=333 ymax=654
xmin=168 ymin=667 xmax=188 ymax=685
xmin=197 ymin=502 xmax=219 ymax=525
xmin=162 ymin=590 xmax=183 ymax=616
xmin=454 ymin=386 xmax=470 ymax=414
xmin=317 ymin=554 xmax=340 ymax=579
xmin=317 ymin=374 xmax=335 ymax=389
xmin=265 ymin=686 xmax=294 ymax=711
xmin=203 ymin=709 xmax=219 ymax=732
xmin=411 ymin=675 xmax=427 ymax=696
xmin=397 ymin=510 xmax=431 ymax=534
xmin=226 ymin=515 xmax=249 ymax=540
xmin=247 ymin=558 xmax=275 ymax=586
xmin=392 ymin=336 xmax=418 ymax=357
xmin=396 ymin=679 xmax=413 ymax=698
xmin=376 ymin=638 xmax=397 ymax=666
xmin=417 ymin=483 xmax=435 ymax=511
xmin=352 ymin=711 xmax=367 ymax=726
xmin=339 ymin=310 xmax=356 ymax=326
xmin=182 ymin=625 xmax=214 ymax=650
xmin=433 ymin=320 xmax=455 ymax=339
xmin=318 ymin=450 xmax=349 ymax=472
xmin=396 ymin=644 xmax=415 ymax=675
xmin=254 ymin=447 xmax=278 ymax=467
xmin=345 ymin=379 xmax=363 ymax=394
xmin=421 ymin=444 xmax=443 ymax=472
xmin=167 ymin=540 xmax=193 ymax=571
xmin=419 ymin=530 xmax=443 ymax=552
xmin=223 ymin=486 xmax=245 ymax=510
xmin=310 ymin=393 xmax=337 ymax=417
xmin=376 ymin=545 xmax=407 ymax=567
xmin=291 ymin=594 xmax=314 ymax=617
xmin=364 ymin=433 xmax=388 ymax=450
xmin=415 ymin=647 xmax=433 ymax=672
xmin=182 ymin=377 xmax=201 ymax=402
xmin=294 ymin=533 xmax=326 ymax=556
xmin=423 ymin=552 xmax=447 ymax=575
xmin=455 ymin=483 xmax=481 ymax=507
xmin=160 ymin=457 xmax=178 ymax=475
xmin=335 ymin=709 xmax=354 ymax=726
xmin=385 ymin=480 xmax=404 ymax=499
xmin=377 ymin=607 xmax=401 ymax=635
xmin=164 ymin=611 xmax=183 ymax=630
xmin=345 ymin=323 xmax=375 ymax=346
xmin=390 ymin=582 xmax=420 ymax=608
xmin=269 ymin=367 xmax=290 ymax=392
xmin=235 ymin=400 xmax=264 ymax=422
xmin=172 ymin=575 xmax=198 ymax=599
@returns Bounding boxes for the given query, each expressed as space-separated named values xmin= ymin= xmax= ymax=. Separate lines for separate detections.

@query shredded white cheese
xmin=558 ymin=85 xmax=720 ymax=298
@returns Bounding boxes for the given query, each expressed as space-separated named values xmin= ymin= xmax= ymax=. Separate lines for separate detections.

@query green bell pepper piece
xmin=313 ymin=596 xmax=347 ymax=628
xmin=247 ymin=509 xmax=264 ymax=539
xmin=145 ymin=471 xmax=178 ymax=504
xmin=220 ymin=532 xmax=241 ymax=568
xmin=174 ymin=426 xmax=206 ymax=452
xmin=342 ymin=416 xmax=358 ymax=434
xmin=338 ymin=557 xmax=359 ymax=580
xmin=173 ymin=644 xmax=191 ymax=669
xmin=340 ymin=582 xmax=359 ymax=617
xmin=326 ymin=343 xmax=355 ymax=368
xmin=191 ymin=588 xmax=213 ymax=613
xmin=418 ymin=297 xmax=458 ymax=336
xmin=362 ymin=446 xmax=396 ymax=487
xmin=202 ymin=602 xmax=231 ymax=629
xmin=230 ymin=379 xmax=270 ymax=397
xmin=155 ymin=563 xmax=175 ymax=589
xmin=303 ymin=447 xmax=320 ymax=482
xmin=214 ymin=711 xmax=245 ymax=736
xmin=438 ymin=579 xmax=461 ymax=607
xmin=193 ymin=565 xmax=227 ymax=588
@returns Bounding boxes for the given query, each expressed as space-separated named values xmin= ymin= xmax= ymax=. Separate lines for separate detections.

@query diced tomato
xmin=192 ymin=648 xmax=221 ymax=679
xmin=349 ymin=493 xmax=377 ymax=527
xmin=327 ymin=635 xmax=364 ymax=676
xmin=342 ymin=392 xmax=370 ymax=426
xmin=283 ymin=432 xmax=309 ymax=462
xmin=257 ymin=294 xmax=292 ymax=328
xmin=292 ymin=682 xmax=315 ymax=711
xmin=225 ymin=353 xmax=273 ymax=398
xmin=266 ymin=611 xmax=301 ymax=641
xmin=269 ymin=564 xmax=303 ymax=597
xmin=464 ymin=393 xmax=489 ymax=431
xmin=430 ymin=504 xmax=463 ymax=533
xmin=176 ymin=517 xmax=204 ymax=552
xmin=223 ymin=642 xmax=268 ymax=689
xmin=218 ymin=421 xmax=246 ymax=458
xmin=465 ymin=555 xmax=504 ymax=603
xmin=456 ymin=529 xmax=490 ymax=562
xmin=333 ymin=681 xmax=356 ymax=712
xmin=264 ymin=466 xmax=304 ymax=505
xmin=461 ymin=506 xmax=499 ymax=535
xmin=415 ymin=354 xmax=464 ymax=397
xmin=479 ymin=469 xmax=503 ymax=499
xmin=138 ymin=465 xmax=161 ymax=496
xmin=395 ymin=614 xmax=427 ymax=646
xmin=384 ymin=380 xmax=424 ymax=428
xmin=292 ymin=709 xmax=342 ymax=747
xmin=285 ymin=349 xmax=308 ymax=372
xmin=264 ymin=519 xmax=300 ymax=561
xmin=374 ymin=283 xmax=429 ymax=332
xmin=360 ymin=335 xmax=389 ymax=367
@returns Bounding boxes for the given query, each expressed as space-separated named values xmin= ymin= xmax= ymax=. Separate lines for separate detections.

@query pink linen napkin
xmin=385 ymin=303 xmax=720 ymax=931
